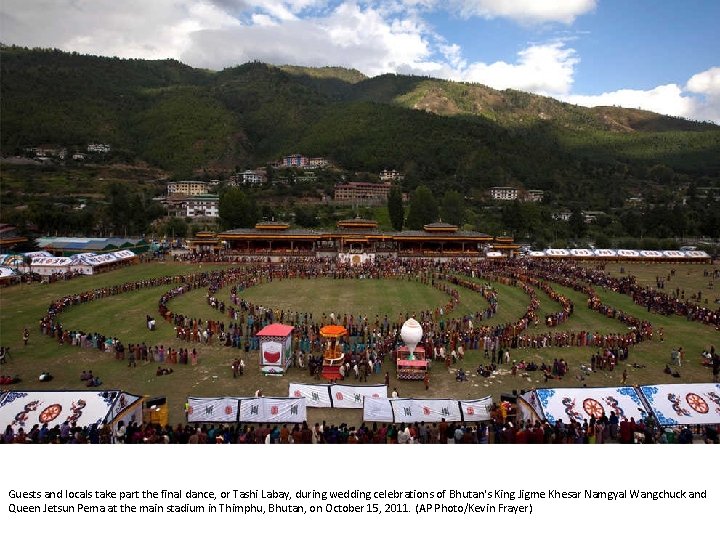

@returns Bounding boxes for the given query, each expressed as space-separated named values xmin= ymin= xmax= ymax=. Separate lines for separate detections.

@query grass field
xmin=0 ymin=261 xmax=717 ymax=426
xmin=237 ymin=277 xmax=450 ymax=320
xmin=599 ymin=262 xmax=719 ymax=305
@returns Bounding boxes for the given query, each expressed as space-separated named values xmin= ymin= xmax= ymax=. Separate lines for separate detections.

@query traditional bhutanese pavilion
xmin=256 ymin=323 xmax=295 ymax=376
xmin=187 ymin=230 xmax=223 ymax=253
xmin=491 ymin=236 xmax=521 ymax=256
xmin=394 ymin=222 xmax=494 ymax=256
xmin=333 ymin=218 xmax=393 ymax=255
xmin=219 ymin=222 xmax=321 ymax=255
xmin=217 ymin=220 xmax=506 ymax=257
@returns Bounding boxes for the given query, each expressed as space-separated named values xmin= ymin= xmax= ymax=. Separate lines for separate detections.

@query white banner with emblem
xmin=287 ymin=383 xmax=387 ymax=408
xmin=239 ymin=397 xmax=306 ymax=423
xmin=288 ymin=383 xmax=332 ymax=408
xmin=459 ymin=397 xmax=493 ymax=422
xmin=390 ymin=398 xmax=462 ymax=423
xmin=331 ymin=384 xmax=387 ymax=409
xmin=187 ymin=397 xmax=239 ymax=423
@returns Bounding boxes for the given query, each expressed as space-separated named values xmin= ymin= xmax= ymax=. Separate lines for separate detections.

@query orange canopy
xmin=319 ymin=325 xmax=348 ymax=338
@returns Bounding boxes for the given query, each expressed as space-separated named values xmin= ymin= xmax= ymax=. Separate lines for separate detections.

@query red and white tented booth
xmin=256 ymin=323 xmax=294 ymax=376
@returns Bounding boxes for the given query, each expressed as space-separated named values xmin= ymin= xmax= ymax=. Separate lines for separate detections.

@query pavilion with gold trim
xmin=206 ymin=219 xmax=516 ymax=258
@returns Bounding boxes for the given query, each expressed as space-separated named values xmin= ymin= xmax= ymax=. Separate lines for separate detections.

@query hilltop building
xmin=273 ymin=154 xmax=328 ymax=169
xmin=167 ymin=181 xmax=209 ymax=197
xmin=489 ymin=186 xmax=519 ymax=201
xmin=184 ymin=195 xmax=220 ymax=219
xmin=379 ymin=169 xmax=404 ymax=182
xmin=489 ymin=186 xmax=544 ymax=202
xmin=228 ymin=169 xmax=267 ymax=186
xmin=334 ymin=182 xmax=392 ymax=204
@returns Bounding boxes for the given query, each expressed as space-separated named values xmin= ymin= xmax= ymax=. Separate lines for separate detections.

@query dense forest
xmin=1 ymin=46 xmax=719 ymax=244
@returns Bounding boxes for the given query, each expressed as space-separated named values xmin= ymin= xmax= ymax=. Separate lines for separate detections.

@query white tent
xmin=27 ymin=250 xmax=138 ymax=276
xmin=545 ymin=248 xmax=570 ymax=257
xmin=616 ymin=249 xmax=640 ymax=258
xmin=661 ymin=250 xmax=685 ymax=259
xmin=30 ymin=256 xmax=73 ymax=275
xmin=593 ymin=249 xmax=617 ymax=257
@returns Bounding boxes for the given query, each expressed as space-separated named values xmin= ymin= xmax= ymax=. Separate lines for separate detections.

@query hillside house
xmin=241 ymin=169 xmax=267 ymax=185
xmin=184 ymin=195 xmax=219 ymax=219
xmin=489 ymin=186 xmax=519 ymax=201
xmin=87 ymin=143 xmax=111 ymax=153
xmin=379 ymin=169 xmax=404 ymax=182
xmin=167 ymin=181 xmax=209 ymax=197
xmin=334 ymin=182 xmax=392 ymax=203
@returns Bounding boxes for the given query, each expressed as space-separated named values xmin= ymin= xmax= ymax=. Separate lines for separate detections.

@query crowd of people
xmin=169 ymin=258 xmax=659 ymax=377
xmin=2 ymin=416 xmax=716 ymax=444
xmin=28 ymin=255 xmax=703 ymax=390
xmin=2 ymin=255 xmax=718 ymax=444
xmin=35 ymin=273 xmax=215 ymax=368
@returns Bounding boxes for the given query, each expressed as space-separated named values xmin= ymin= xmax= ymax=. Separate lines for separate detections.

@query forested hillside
xmin=2 ymin=46 xmax=719 ymax=189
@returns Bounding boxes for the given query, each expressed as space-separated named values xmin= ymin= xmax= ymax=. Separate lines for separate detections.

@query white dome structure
xmin=400 ymin=318 xmax=423 ymax=359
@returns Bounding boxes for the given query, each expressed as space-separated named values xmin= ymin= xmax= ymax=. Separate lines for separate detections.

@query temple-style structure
xmin=191 ymin=219 xmax=518 ymax=259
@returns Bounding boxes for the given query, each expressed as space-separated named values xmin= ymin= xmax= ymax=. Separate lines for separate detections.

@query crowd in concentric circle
xmin=3 ymin=255 xmax=719 ymax=444
xmin=30 ymin=256 xmax=698 ymax=384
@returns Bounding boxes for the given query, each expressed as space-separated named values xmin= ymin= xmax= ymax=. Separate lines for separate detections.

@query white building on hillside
xmin=489 ymin=186 xmax=519 ymax=201
xmin=87 ymin=143 xmax=111 ymax=153
xmin=184 ymin=195 xmax=219 ymax=218
xmin=380 ymin=169 xmax=404 ymax=182
xmin=241 ymin=169 xmax=267 ymax=185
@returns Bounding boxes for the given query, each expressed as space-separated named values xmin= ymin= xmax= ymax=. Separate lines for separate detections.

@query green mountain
xmin=1 ymin=45 xmax=718 ymax=188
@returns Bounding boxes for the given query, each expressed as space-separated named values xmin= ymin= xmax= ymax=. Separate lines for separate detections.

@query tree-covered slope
xmin=1 ymin=46 xmax=718 ymax=181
